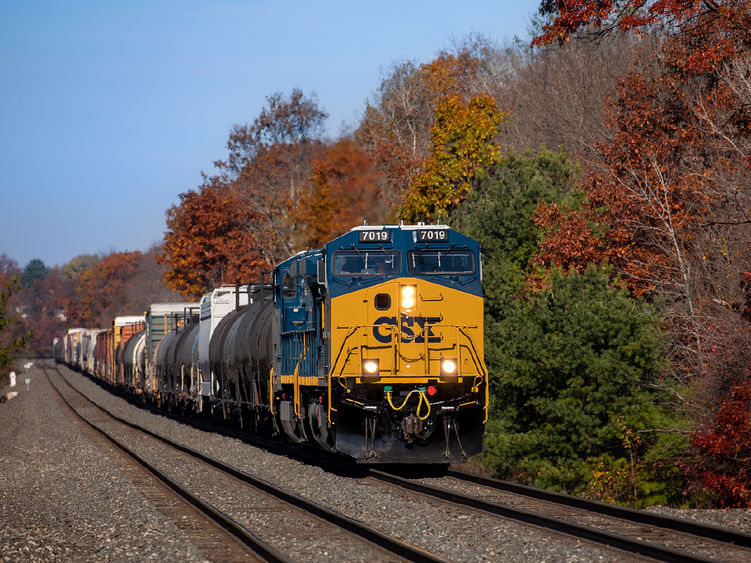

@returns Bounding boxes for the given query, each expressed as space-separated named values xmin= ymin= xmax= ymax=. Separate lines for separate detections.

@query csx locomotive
xmin=56 ymin=224 xmax=488 ymax=463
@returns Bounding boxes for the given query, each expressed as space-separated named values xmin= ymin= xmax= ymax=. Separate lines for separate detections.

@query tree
xmin=70 ymin=251 xmax=143 ymax=327
xmin=401 ymin=94 xmax=505 ymax=221
xmin=452 ymin=151 xmax=683 ymax=504
xmin=0 ymin=254 xmax=19 ymax=285
xmin=161 ymin=180 xmax=268 ymax=299
xmin=216 ymin=89 xmax=329 ymax=263
xmin=21 ymin=258 xmax=49 ymax=289
xmin=526 ymin=1 xmax=751 ymax=505
xmin=479 ymin=33 xmax=652 ymax=165
xmin=293 ymin=139 xmax=386 ymax=249
xmin=534 ymin=1 xmax=751 ymax=75
xmin=0 ymin=276 xmax=30 ymax=380
xmin=687 ymin=381 xmax=751 ymax=507
xmin=63 ymin=254 xmax=100 ymax=280
xmin=357 ymin=39 xmax=489 ymax=214
xmin=484 ymin=267 xmax=678 ymax=501
xmin=530 ymin=1 xmax=751 ymax=401
xmin=121 ymin=245 xmax=184 ymax=307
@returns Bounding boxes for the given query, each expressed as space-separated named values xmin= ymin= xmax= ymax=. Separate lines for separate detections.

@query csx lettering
xmin=373 ymin=316 xmax=441 ymax=343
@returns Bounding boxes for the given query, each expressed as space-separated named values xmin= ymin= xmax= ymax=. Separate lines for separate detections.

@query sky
xmin=0 ymin=0 xmax=541 ymax=269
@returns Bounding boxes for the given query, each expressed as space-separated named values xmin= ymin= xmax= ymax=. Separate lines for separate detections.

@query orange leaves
xmin=401 ymin=94 xmax=505 ymax=222
xmin=293 ymin=139 xmax=384 ymax=249
xmin=532 ymin=201 xmax=604 ymax=275
xmin=160 ymin=182 xmax=268 ymax=299
xmin=73 ymin=251 xmax=142 ymax=326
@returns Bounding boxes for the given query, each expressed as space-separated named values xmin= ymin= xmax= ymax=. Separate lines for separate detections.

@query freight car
xmin=57 ymin=224 xmax=488 ymax=463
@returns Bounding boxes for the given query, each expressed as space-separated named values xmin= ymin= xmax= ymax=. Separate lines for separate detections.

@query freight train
xmin=55 ymin=224 xmax=488 ymax=463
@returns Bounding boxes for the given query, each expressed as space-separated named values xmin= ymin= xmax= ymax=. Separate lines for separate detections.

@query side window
xmin=281 ymin=272 xmax=296 ymax=299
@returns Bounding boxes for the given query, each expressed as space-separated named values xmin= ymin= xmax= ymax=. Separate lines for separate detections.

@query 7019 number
xmin=416 ymin=229 xmax=448 ymax=241
xmin=358 ymin=230 xmax=391 ymax=242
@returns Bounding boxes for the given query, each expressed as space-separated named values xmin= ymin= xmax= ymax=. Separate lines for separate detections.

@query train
xmin=55 ymin=224 xmax=488 ymax=463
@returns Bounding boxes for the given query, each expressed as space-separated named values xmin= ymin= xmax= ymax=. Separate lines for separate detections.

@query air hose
xmin=385 ymin=389 xmax=431 ymax=421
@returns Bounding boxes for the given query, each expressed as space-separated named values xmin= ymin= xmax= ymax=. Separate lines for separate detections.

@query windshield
xmin=332 ymin=250 xmax=401 ymax=276
xmin=407 ymin=250 xmax=475 ymax=275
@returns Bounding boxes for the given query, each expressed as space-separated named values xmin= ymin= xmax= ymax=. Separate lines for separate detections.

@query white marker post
xmin=23 ymin=362 xmax=33 ymax=391
xmin=9 ymin=371 xmax=15 ymax=387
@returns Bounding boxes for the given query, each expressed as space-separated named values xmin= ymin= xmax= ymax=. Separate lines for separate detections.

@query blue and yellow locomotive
xmin=272 ymin=224 xmax=488 ymax=462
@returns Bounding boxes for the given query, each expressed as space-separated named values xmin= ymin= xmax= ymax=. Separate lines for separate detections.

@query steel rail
xmin=447 ymin=468 xmax=751 ymax=548
xmin=368 ymin=468 xmax=715 ymax=563
xmin=44 ymin=370 xmax=288 ymax=563
xmin=51 ymin=367 xmax=444 ymax=563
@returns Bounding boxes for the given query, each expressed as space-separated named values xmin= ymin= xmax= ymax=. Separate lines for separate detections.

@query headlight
xmin=440 ymin=358 xmax=458 ymax=378
xmin=362 ymin=359 xmax=380 ymax=379
xmin=401 ymin=285 xmax=416 ymax=309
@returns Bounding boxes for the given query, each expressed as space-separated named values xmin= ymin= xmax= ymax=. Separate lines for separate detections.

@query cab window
xmin=407 ymin=250 xmax=475 ymax=275
xmin=281 ymin=273 xmax=296 ymax=298
xmin=332 ymin=250 xmax=401 ymax=276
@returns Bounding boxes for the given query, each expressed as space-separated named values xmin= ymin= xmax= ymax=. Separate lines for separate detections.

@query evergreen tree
xmin=21 ymin=258 xmax=49 ymax=289
xmin=452 ymin=149 xmax=684 ymax=505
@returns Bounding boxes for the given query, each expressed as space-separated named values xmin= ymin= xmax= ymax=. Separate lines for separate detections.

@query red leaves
xmin=534 ymin=1 xmax=751 ymax=77
xmin=533 ymin=0 xmax=617 ymax=46
xmin=689 ymin=381 xmax=751 ymax=507
xmin=532 ymin=201 xmax=604 ymax=274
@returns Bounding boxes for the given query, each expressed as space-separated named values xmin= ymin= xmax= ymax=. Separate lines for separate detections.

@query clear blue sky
xmin=0 ymin=0 xmax=541 ymax=269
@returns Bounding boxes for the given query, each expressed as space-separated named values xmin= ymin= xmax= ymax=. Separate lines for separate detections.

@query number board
xmin=416 ymin=229 xmax=448 ymax=242
xmin=358 ymin=230 xmax=392 ymax=243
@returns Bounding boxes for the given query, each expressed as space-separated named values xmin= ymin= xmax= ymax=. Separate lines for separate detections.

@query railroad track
xmin=366 ymin=467 xmax=751 ymax=563
xmin=45 ymin=367 xmax=442 ymax=563
xmin=51 ymin=363 xmax=751 ymax=562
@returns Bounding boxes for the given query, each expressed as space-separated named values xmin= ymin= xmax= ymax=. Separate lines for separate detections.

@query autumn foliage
xmin=527 ymin=0 xmax=751 ymax=504
xmin=293 ymin=139 xmax=384 ymax=248
xmin=161 ymin=181 xmax=267 ymax=299
xmin=357 ymin=43 xmax=487 ymax=210
xmin=401 ymin=94 xmax=505 ymax=221
xmin=688 ymin=381 xmax=751 ymax=507
xmin=71 ymin=252 xmax=142 ymax=326
xmin=535 ymin=1 xmax=751 ymax=73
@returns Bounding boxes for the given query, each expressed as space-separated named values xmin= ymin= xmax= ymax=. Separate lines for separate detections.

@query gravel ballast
xmin=3 ymin=359 xmax=750 ymax=561
xmin=0 ymin=361 xmax=205 ymax=562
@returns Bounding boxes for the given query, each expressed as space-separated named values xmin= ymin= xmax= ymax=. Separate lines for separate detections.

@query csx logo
xmin=373 ymin=316 xmax=441 ymax=343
